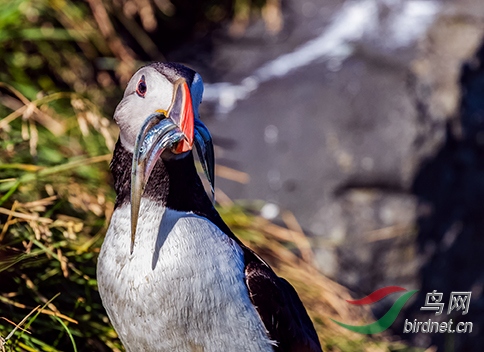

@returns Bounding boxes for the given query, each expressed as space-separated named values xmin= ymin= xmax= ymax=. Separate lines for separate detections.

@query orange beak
xmin=167 ymin=79 xmax=194 ymax=154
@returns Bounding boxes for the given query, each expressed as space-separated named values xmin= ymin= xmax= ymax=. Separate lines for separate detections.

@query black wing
xmin=243 ymin=248 xmax=323 ymax=352
xmin=182 ymin=192 xmax=322 ymax=351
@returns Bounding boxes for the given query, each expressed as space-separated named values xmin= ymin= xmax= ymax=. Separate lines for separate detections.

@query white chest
xmin=97 ymin=200 xmax=274 ymax=351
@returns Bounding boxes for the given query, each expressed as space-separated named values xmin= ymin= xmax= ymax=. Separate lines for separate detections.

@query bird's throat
xmin=112 ymin=140 xmax=214 ymax=218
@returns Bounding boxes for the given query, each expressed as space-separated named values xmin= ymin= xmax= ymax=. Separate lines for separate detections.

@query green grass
xmin=0 ymin=87 xmax=120 ymax=351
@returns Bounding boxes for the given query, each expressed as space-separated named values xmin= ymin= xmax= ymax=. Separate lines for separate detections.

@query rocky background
xmin=169 ymin=0 xmax=484 ymax=350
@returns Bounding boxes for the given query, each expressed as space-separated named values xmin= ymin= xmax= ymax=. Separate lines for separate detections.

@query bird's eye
xmin=136 ymin=75 xmax=147 ymax=97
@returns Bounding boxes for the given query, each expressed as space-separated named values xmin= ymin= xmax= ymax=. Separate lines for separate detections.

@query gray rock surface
xmin=172 ymin=0 xmax=484 ymax=350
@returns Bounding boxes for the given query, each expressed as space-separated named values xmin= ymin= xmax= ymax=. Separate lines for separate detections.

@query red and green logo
xmin=332 ymin=286 xmax=418 ymax=334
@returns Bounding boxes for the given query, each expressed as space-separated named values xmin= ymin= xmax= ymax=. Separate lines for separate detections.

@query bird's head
xmin=113 ymin=62 xmax=214 ymax=253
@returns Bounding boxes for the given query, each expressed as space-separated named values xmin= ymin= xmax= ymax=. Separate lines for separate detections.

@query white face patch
xmin=114 ymin=67 xmax=174 ymax=152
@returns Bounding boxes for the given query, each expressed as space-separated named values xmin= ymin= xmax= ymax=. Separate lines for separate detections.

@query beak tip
xmin=130 ymin=217 xmax=137 ymax=254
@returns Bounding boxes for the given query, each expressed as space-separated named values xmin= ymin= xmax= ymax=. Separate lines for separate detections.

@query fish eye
xmin=136 ymin=75 xmax=147 ymax=97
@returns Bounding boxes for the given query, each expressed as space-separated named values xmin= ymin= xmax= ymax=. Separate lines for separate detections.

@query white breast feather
xmin=97 ymin=199 xmax=274 ymax=351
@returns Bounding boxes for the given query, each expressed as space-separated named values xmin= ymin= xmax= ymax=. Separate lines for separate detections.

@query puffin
xmin=97 ymin=62 xmax=322 ymax=352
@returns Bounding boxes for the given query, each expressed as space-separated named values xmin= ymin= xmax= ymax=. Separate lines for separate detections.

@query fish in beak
xmin=130 ymin=78 xmax=215 ymax=253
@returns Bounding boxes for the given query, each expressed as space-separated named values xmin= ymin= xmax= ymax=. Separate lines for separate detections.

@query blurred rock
xmin=173 ymin=0 xmax=484 ymax=350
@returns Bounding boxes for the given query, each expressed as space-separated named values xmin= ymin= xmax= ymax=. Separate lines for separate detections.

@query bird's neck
xmin=111 ymin=140 xmax=232 ymax=235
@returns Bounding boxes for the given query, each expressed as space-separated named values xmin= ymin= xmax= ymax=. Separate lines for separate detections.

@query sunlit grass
xmin=0 ymin=84 xmax=119 ymax=351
